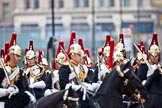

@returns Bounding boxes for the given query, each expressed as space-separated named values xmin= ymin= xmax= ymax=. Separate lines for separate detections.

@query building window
xmin=137 ymin=0 xmax=143 ymax=7
xmin=123 ymin=0 xmax=130 ymax=7
xmin=109 ymin=0 xmax=115 ymax=7
xmin=99 ymin=0 xmax=105 ymax=8
xmin=34 ymin=0 xmax=39 ymax=9
xmin=83 ymin=0 xmax=89 ymax=7
xmin=74 ymin=0 xmax=80 ymax=8
xmin=70 ymin=23 xmax=90 ymax=36
xmin=2 ymin=3 xmax=9 ymax=19
xmin=25 ymin=0 xmax=30 ymax=9
xmin=58 ymin=0 xmax=64 ymax=8
xmin=122 ymin=22 xmax=153 ymax=33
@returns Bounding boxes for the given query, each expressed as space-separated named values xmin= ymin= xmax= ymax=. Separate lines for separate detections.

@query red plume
xmin=150 ymin=32 xmax=159 ymax=48
xmin=55 ymin=40 xmax=64 ymax=58
xmin=119 ymin=33 xmax=125 ymax=46
xmin=108 ymin=39 xmax=115 ymax=69
xmin=78 ymin=38 xmax=85 ymax=51
xmin=140 ymin=41 xmax=147 ymax=54
xmin=84 ymin=49 xmax=90 ymax=58
xmin=25 ymin=48 xmax=29 ymax=55
xmin=9 ymin=32 xmax=17 ymax=47
xmin=4 ymin=42 xmax=10 ymax=63
xmin=38 ymin=49 xmax=43 ymax=64
xmin=67 ymin=31 xmax=76 ymax=54
xmin=0 ymin=48 xmax=5 ymax=58
xmin=29 ymin=40 xmax=34 ymax=50
xmin=104 ymin=34 xmax=111 ymax=47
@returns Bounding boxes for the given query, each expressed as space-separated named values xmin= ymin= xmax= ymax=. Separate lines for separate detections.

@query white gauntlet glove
xmin=7 ymin=85 xmax=19 ymax=99
xmin=29 ymin=81 xmax=46 ymax=89
xmin=25 ymin=91 xmax=36 ymax=103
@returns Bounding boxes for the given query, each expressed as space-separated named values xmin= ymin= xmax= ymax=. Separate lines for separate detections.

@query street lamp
xmin=92 ymin=0 xmax=96 ymax=60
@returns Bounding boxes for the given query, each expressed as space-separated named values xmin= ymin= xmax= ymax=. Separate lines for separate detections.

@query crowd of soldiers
xmin=0 ymin=31 xmax=161 ymax=108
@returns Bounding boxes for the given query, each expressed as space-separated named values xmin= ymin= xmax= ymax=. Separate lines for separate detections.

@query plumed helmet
xmin=9 ymin=45 xmax=22 ymax=56
xmin=69 ymin=43 xmax=82 ymax=55
xmin=148 ymin=44 xmax=160 ymax=56
xmin=115 ymin=33 xmax=125 ymax=52
xmin=55 ymin=40 xmax=67 ymax=64
xmin=148 ymin=32 xmax=160 ymax=57
xmin=137 ymin=53 xmax=147 ymax=60
xmin=55 ymin=51 xmax=66 ymax=64
xmin=115 ymin=42 xmax=125 ymax=52
xmin=113 ymin=51 xmax=124 ymax=63
xmin=67 ymin=31 xmax=76 ymax=54
xmin=25 ymin=50 xmax=36 ymax=59
xmin=103 ymin=46 xmax=110 ymax=57
xmin=40 ymin=58 xmax=48 ymax=66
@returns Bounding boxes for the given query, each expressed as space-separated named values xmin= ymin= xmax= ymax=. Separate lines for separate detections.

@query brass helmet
xmin=69 ymin=43 xmax=82 ymax=55
xmin=137 ymin=53 xmax=147 ymax=60
xmin=115 ymin=33 xmax=125 ymax=52
xmin=40 ymin=58 xmax=48 ymax=66
xmin=9 ymin=45 xmax=22 ymax=56
xmin=148 ymin=32 xmax=160 ymax=57
xmin=148 ymin=44 xmax=160 ymax=56
xmin=55 ymin=51 xmax=66 ymax=64
xmin=55 ymin=40 xmax=67 ymax=64
xmin=103 ymin=46 xmax=110 ymax=57
xmin=113 ymin=51 xmax=124 ymax=63
xmin=25 ymin=50 xmax=36 ymax=59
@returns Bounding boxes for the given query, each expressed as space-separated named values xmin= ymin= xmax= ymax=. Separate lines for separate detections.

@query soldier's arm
xmin=59 ymin=65 xmax=71 ymax=89
xmin=137 ymin=63 xmax=148 ymax=82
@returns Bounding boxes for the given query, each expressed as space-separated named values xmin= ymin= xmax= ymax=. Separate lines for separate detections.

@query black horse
xmin=90 ymin=61 xmax=148 ymax=108
xmin=144 ymin=67 xmax=162 ymax=108
xmin=26 ymin=87 xmax=79 ymax=108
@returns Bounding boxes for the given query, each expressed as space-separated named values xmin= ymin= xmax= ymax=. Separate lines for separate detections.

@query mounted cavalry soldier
xmin=24 ymin=40 xmax=47 ymax=100
xmin=137 ymin=32 xmax=161 ymax=84
xmin=59 ymin=31 xmax=87 ymax=90
xmin=0 ymin=32 xmax=35 ymax=108
xmin=92 ymin=35 xmax=112 ymax=82
xmin=44 ymin=40 xmax=67 ymax=96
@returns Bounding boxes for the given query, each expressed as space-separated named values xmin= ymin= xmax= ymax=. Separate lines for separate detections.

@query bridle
xmin=116 ymin=66 xmax=141 ymax=101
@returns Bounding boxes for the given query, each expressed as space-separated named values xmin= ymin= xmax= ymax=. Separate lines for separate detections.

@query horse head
xmin=116 ymin=60 xmax=148 ymax=102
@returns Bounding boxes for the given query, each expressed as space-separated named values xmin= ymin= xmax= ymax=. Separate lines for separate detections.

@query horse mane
xmin=145 ymin=68 xmax=162 ymax=89
xmin=35 ymin=90 xmax=66 ymax=108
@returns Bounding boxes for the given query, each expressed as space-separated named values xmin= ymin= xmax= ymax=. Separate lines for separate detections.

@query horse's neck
xmin=147 ymin=74 xmax=162 ymax=93
xmin=95 ymin=72 xmax=123 ymax=108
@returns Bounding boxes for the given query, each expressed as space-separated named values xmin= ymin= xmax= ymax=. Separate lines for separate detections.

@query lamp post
xmin=47 ymin=0 xmax=55 ymax=67
xmin=51 ymin=0 xmax=55 ymax=37
xmin=120 ymin=0 xmax=123 ymax=33
xmin=92 ymin=0 xmax=96 ymax=60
